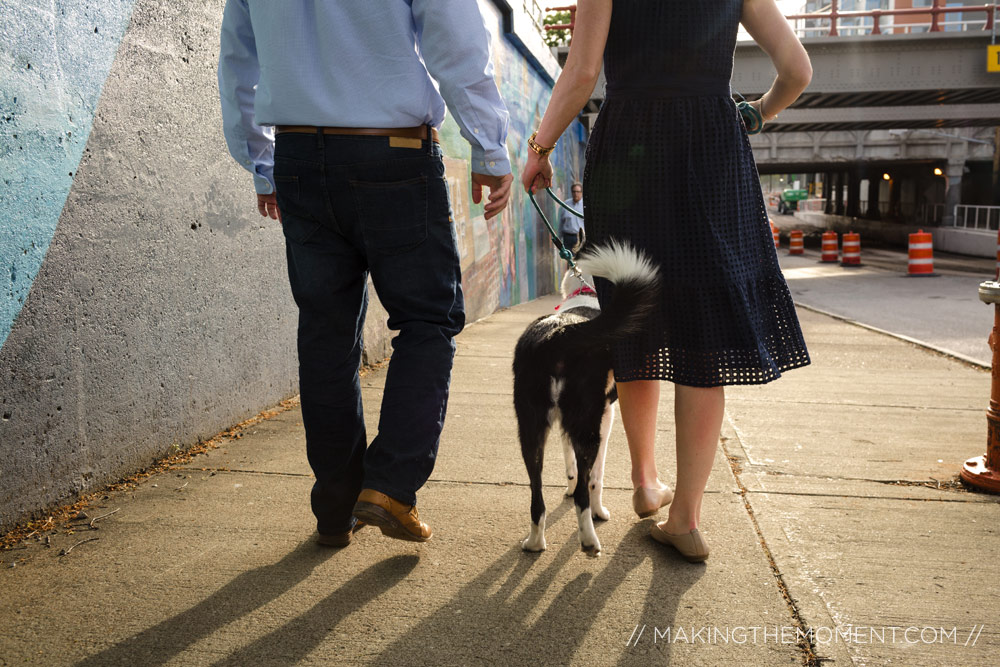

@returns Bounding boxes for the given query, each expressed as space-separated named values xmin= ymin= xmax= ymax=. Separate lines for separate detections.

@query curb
xmin=793 ymin=301 xmax=990 ymax=371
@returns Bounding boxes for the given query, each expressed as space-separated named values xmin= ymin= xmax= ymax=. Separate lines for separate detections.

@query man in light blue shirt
xmin=559 ymin=182 xmax=585 ymax=256
xmin=218 ymin=0 xmax=513 ymax=547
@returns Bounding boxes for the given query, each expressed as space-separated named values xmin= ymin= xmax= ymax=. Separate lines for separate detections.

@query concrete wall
xmin=0 ymin=0 xmax=585 ymax=532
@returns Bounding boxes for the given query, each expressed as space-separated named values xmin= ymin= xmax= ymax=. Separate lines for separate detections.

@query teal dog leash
xmin=527 ymin=186 xmax=589 ymax=287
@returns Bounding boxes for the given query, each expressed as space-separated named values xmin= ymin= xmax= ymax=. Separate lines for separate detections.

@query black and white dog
xmin=513 ymin=241 xmax=660 ymax=555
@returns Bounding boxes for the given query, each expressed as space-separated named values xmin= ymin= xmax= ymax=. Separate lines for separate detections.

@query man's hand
xmin=257 ymin=193 xmax=282 ymax=222
xmin=471 ymin=172 xmax=513 ymax=221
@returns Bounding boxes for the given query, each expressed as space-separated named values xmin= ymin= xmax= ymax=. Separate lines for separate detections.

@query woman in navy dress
xmin=522 ymin=0 xmax=812 ymax=561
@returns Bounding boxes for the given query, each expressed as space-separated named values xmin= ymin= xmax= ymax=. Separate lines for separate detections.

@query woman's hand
xmin=521 ymin=151 xmax=553 ymax=194
xmin=519 ymin=0 xmax=611 ymax=194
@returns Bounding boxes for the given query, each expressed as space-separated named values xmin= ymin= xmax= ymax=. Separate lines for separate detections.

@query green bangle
xmin=737 ymin=100 xmax=764 ymax=135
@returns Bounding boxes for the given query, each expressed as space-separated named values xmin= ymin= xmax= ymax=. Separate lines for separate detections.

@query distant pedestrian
xmin=218 ymin=1 xmax=513 ymax=547
xmin=521 ymin=0 xmax=812 ymax=562
xmin=560 ymin=182 xmax=585 ymax=256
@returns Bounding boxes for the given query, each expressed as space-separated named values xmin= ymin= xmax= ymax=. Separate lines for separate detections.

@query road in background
xmin=777 ymin=247 xmax=995 ymax=366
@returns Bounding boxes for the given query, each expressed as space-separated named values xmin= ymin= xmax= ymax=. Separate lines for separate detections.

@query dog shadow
xmin=73 ymin=541 xmax=416 ymax=667
xmin=367 ymin=498 xmax=704 ymax=665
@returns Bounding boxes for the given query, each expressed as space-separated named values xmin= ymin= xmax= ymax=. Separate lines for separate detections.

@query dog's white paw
xmin=576 ymin=507 xmax=601 ymax=556
xmin=564 ymin=476 xmax=577 ymax=497
xmin=581 ymin=538 xmax=602 ymax=557
xmin=521 ymin=534 xmax=547 ymax=552
xmin=521 ymin=521 xmax=547 ymax=552
xmin=592 ymin=505 xmax=610 ymax=521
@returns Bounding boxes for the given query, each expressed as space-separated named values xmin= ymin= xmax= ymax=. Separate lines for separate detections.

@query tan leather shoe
xmin=632 ymin=483 xmax=674 ymax=518
xmin=316 ymin=520 xmax=366 ymax=548
xmin=650 ymin=523 xmax=709 ymax=562
xmin=353 ymin=489 xmax=432 ymax=542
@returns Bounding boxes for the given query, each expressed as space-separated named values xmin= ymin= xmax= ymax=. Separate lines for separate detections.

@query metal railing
xmin=545 ymin=2 xmax=998 ymax=39
xmin=799 ymin=198 xmax=828 ymax=212
xmin=525 ymin=0 xmax=546 ymax=32
xmin=915 ymin=202 xmax=945 ymax=225
xmin=543 ymin=5 xmax=577 ymax=41
xmin=953 ymin=205 xmax=1000 ymax=231
xmin=785 ymin=0 xmax=998 ymax=38
xmin=859 ymin=200 xmax=892 ymax=217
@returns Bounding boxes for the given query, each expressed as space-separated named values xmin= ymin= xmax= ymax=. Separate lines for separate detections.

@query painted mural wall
xmin=434 ymin=1 xmax=587 ymax=325
xmin=0 ymin=0 xmax=586 ymax=532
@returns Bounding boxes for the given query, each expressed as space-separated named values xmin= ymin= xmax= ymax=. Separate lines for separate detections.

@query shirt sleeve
xmin=218 ymin=0 xmax=275 ymax=195
xmin=412 ymin=0 xmax=511 ymax=177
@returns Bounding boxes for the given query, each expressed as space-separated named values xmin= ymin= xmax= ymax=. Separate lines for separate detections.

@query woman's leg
xmin=659 ymin=384 xmax=725 ymax=534
xmin=617 ymin=380 xmax=662 ymax=488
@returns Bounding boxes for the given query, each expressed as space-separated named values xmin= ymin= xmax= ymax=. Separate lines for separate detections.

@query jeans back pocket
xmin=350 ymin=175 xmax=428 ymax=255
xmin=274 ymin=163 xmax=323 ymax=245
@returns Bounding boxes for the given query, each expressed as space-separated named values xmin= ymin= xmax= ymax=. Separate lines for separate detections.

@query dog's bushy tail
xmin=568 ymin=240 xmax=660 ymax=349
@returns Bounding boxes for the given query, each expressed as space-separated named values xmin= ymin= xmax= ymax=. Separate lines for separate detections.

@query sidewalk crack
xmin=722 ymin=413 xmax=827 ymax=667
xmin=180 ymin=468 xmax=313 ymax=478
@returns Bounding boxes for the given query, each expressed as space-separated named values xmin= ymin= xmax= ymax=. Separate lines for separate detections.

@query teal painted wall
xmin=1 ymin=1 xmax=137 ymax=348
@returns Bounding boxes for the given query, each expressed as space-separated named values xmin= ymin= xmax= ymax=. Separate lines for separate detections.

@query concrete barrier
xmin=793 ymin=212 xmax=995 ymax=259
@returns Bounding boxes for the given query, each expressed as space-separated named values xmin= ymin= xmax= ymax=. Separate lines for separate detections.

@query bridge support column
xmin=889 ymin=172 xmax=902 ymax=219
xmin=866 ymin=173 xmax=880 ymax=219
xmin=942 ymin=158 xmax=964 ymax=226
xmin=824 ymin=172 xmax=833 ymax=214
xmin=846 ymin=168 xmax=861 ymax=218
xmin=835 ymin=171 xmax=845 ymax=216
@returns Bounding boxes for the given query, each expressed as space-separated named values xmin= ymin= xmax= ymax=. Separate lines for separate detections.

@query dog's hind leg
xmin=589 ymin=401 xmax=615 ymax=522
xmin=517 ymin=408 xmax=551 ymax=552
xmin=571 ymin=446 xmax=601 ymax=555
xmin=561 ymin=431 xmax=577 ymax=497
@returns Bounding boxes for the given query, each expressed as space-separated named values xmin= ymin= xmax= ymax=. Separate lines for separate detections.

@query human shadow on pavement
xmin=368 ymin=500 xmax=704 ymax=665
xmin=209 ymin=554 xmax=418 ymax=666
xmin=72 ymin=540 xmax=405 ymax=666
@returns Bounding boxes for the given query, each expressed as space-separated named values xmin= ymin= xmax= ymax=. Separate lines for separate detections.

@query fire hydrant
xmin=961 ymin=281 xmax=1000 ymax=492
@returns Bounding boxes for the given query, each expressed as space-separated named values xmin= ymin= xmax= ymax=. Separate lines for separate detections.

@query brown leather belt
xmin=275 ymin=124 xmax=439 ymax=143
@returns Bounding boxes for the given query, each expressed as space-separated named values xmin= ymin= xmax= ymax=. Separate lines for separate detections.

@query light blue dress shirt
xmin=218 ymin=0 xmax=512 ymax=195
xmin=559 ymin=197 xmax=584 ymax=235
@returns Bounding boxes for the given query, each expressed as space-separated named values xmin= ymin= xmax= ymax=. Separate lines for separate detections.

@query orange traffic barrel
xmin=907 ymin=230 xmax=934 ymax=276
xmin=770 ymin=220 xmax=780 ymax=248
xmin=841 ymin=232 xmax=861 ymax=266
xmin=788 ymin=230 xmax=804 ymax=255
xmin=820 ymin=231 xmax=838 ymax=263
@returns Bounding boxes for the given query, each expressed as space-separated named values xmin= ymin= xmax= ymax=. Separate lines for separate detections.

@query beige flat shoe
xmin=632 ymin=483 xmax=674 ymax=518
xmin=650 ymin=523 xmax=709 ymax=562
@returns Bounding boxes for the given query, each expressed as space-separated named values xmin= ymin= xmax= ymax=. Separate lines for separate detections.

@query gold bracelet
xmin=528 ymin=131 xmax=556 ymax=157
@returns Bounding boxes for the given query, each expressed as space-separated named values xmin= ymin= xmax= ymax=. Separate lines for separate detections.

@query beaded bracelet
xmin=737 ymin=100 xmax=764 ymax=135
xmin=528 ymin=131 xmax=556 ymax=157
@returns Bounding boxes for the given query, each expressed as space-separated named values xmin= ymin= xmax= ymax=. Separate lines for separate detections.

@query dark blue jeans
xmin=561 ymin=232 xmax=580 ymax=251
xmin=273 ymin=131 xmax=464 ymax=535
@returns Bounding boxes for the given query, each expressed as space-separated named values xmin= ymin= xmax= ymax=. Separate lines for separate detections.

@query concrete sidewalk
xmin=2 ymin=296 xmax=997 ymax=665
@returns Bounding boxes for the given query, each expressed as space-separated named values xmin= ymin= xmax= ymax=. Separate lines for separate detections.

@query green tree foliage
xmin=543 ymin=10 xmax=572 ymax=47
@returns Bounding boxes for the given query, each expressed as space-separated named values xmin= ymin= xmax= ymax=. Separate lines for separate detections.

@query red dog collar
xmin=555 ymin=285 xmax=596 ymax=310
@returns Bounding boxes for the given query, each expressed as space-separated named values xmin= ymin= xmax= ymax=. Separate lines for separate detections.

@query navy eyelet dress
xmin=583 ymin=0 xmax=811 ymax=386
